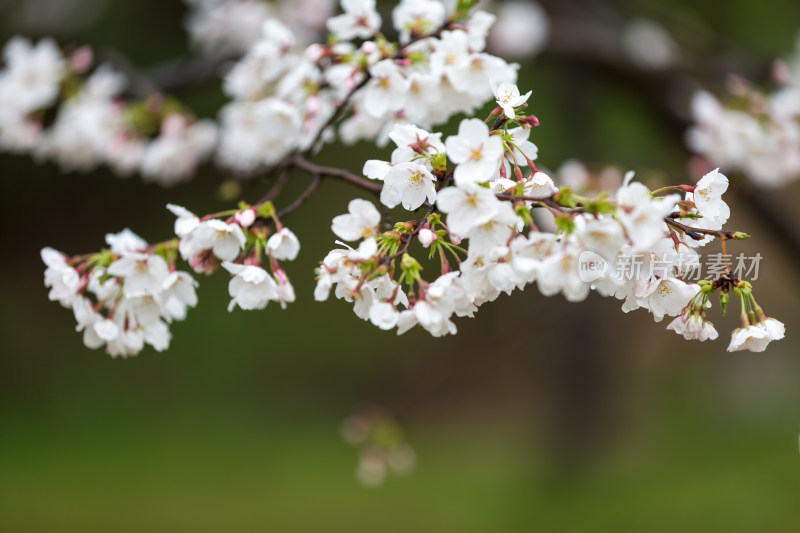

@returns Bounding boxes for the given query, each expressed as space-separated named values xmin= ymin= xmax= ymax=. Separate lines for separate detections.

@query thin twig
xmin=277 ymin=176 xmax=323 ymax=219
xmin=257 ymin=167 xmax=292 ymax=205
xmin=292 ymin=156 xmax=381 ymax=194
xmin=663 ymin=216 xmax=733 ymax=240
xmin=495 ymin=192 xmax=582 ymax=212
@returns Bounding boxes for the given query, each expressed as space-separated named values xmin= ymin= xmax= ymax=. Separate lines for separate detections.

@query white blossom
xmin=326 ymin=0 xmax=382 ymax=41
xmin=380 ymin=162 xmax=437 ymax=210
xmin=167 ymin=204 xmax=201 ymax=238
xmin=332 ymin=198 xmax=381 ymax=241
xmin=392 ymin=0 xmax=446 ymax=44
xmin=436 ymin=183 xmax=504 ymax=238
xmin=369 ymin=301 xmax=400 ymax=330
xmin=190 ymin=220 xmax=247 ymax=261
xmin=0 ymin=37 xmax=64 ymax=114
xmin=108 ymin=253 xmax=170 ymax=298
xmin=161 ymin=271 xmax=199 ymax=321
xmin=388 ymin=124 xmax=445 ymax=164
xmin=492 ymin=82 xmax=531 ymax=119
xmin=445 ymin=118 xmax=504 ymax=185
xmin=363 ymin=60 xmax=410 ymax=118
xmin=667 ymin=310 xmax=719 ymax=341
xmin=536 ymin=247 xmax=591 ymax=302
xmin=691 ymin=168 xmax=730 ymax=226
xmin=222 ymin=262 xmax=278 ymax=311
xmin=727 ymin=324 xmax=771 ymax=353
xmin=141 ymin=115 xmax=218 ymax=186
xmin=267 ymin=227 xmax=301 ymax=261
xmin=105 ymin=228 xmax=148 ymax=256
xmin=488 ymin=1 xmax=549 ymax=59
xmin=41 ymin=247 xmax=80 ymax=307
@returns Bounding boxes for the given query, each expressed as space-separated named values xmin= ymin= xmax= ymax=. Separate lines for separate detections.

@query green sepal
xmin=555 ymin=214 xmax=575 ymax=234
xmin=256 ymin=201 xmax=275 ymax=219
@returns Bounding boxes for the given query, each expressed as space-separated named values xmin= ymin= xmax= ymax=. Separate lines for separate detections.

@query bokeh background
xmin=1 ymin=0 xmax=799 ymax=531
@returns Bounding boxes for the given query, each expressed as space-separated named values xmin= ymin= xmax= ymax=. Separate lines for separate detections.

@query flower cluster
xmin=216 ymin=0 xmax=519 ymax=174
xmin=36 ymin=1 xmax=784 ymax=358
xmin=0 ymin=38 xmax=216 ymax=185
xmin=42 ymin=230 xmax=198 ymax=357
xmin=183 ymin=0 xmax=550 ymax=62
xmin=485 ymin=0 xmax=549 ymax=59
xmin=167 ymin=203 xmax=299 ymax=311
xmin=2 ymin=0 xmax=539 ymax=186
xmin=687 ymin=33 xmax=800 ymax=188
xmin=42 ymin=200 xmax=303 ymax=356
xmin=312 ymin=81 xmax=784 ymax=352
xmin=184 ymin=0 xmax=335 ymax=53
xmin=340 ymin=410 xmax=416 ymax=486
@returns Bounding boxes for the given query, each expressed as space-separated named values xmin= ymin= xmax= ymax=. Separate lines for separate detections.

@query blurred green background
xmin=1 ymin=0 xmax=799 ymax=531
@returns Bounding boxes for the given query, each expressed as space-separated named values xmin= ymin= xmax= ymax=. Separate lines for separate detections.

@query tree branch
xmin=277 ymin=175 xmax=323 ymax=219
xmin=291 ymin=156 xmax=381 ymax=194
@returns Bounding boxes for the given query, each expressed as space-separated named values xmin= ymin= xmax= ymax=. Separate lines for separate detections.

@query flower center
xmin=408 ymin=171 xmax=423 ymax=190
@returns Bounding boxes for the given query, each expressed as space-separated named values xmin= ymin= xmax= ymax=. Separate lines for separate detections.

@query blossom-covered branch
xmin=34 ymin=0 xmax=784 ymax=359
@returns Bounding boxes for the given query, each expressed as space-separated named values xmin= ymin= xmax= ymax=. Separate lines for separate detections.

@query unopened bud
xmin=401 ymin=253 xmax=420 ymax=271
xmin=720 ymin=291 xmax=729 ymax=316
xmin=418 ymin=228 xmax=437 ymax=248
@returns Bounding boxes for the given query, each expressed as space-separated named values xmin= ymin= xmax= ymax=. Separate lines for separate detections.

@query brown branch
xmin=144 ymin=51 xmax=236 ymax=96
xmin=302 ymin=21 xmax=452 ymax=157
xmin=495 ymin=192 xmax=583 ymax=213
xmin=98 ymin=48 xmax=236 ymax=99
xmin=663 ymin=216 xmax=733 ymax=241
xmin=384 ymin=204 xmax=437 ymax=263
xmin=302 ymin=75 xmax=371 ymax=157
xmin=257 ymin=167 xmax=292 ymax=205
xmin=291 ymin=156 xmax=381 ymax=194
xmin=277 ymin=175 xmax=322 ymax=219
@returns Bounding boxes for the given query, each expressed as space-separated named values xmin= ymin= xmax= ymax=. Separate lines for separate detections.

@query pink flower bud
xmin=235 ymin=209 xmax=256 ymax=228
xmin=449 ymin=235 xmax=462 ymax=246
xmin=274 ymin=268 xmax=288 ymax=285
xmin=161 ymin=114 xmax=187 ymax=137
xmin=418 ymin=228 xmax=437 ymax=248
xmin=772 ymin=59 xmax=792 ymax=85
xmin=361 ymin=41 xmax=377 ymax=54
xmin=70 ymin=46 xmax=94 ymax=73
xmin=305 ymin=44 xmax=327 ymax=62
xmin=307 ymin=95 xmax=321 ymax=115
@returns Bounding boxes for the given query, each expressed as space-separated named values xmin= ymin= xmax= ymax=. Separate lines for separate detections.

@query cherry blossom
xmin=667 ymin=310 xmax=719 ymax=341
xmin=445 ymin=118 xmax=504 ymax=185
xmin=436 ymin=184 xmax=501 ymax=237
xmin=187 ymin=220 xmax=247 ymax=262
xmin=492 ymin=82 xmax=532 ymax=119
xmin=326 ymin=0 xmax=382 ymax=41
xmin=27 ymin=0 xmax=785 ymax=361
xmin=222 ymin=262 xmax=279 ymax=311
xmin=363 ymin=60 xmax=410 ymax=119
xmin=380 ymin=162 xmax=437 ymax=210
xmin=267 ymin=228 xmax=301 ymax=261
xmin=332 ymin=199 xmax=381 ymax=241
xmin=392 ymin=0 xmax=446 ymax=44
